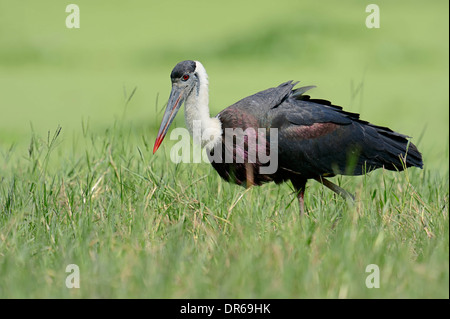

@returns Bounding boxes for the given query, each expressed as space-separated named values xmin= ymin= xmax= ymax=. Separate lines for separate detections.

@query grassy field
xmin=0 ymin=0 xmax=448 ymax=298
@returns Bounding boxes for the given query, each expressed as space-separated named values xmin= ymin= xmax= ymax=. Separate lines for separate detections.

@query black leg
xmin=313 ymin=176 xmax=355 ymax=201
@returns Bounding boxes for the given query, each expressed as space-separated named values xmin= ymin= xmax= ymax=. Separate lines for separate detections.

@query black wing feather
xmin=272 ymin=85 xmax=423 ymax=177
xmin=214 ymin=81 xmax=423 ymax=183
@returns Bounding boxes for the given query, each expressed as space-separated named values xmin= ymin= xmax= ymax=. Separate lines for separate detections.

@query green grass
xmin=0 ymin=122 xmax=448 ymax=298
xmin=0 ymin=0 xmax=448 ymax=298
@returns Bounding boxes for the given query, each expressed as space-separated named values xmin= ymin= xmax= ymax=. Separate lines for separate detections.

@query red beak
xmin=153 ymin=134 xmax=164 ymax=154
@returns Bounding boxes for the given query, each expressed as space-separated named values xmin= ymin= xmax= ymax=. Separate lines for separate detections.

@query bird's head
xmin=153 ymin=60 xmax=200 ymax=154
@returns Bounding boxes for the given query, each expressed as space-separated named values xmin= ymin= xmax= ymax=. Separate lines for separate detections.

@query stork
xmin=153 ymin=60 xmax=423 ymax=215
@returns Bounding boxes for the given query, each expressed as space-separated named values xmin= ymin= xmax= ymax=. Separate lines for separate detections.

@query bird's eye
xmin=182 ymin=74 xmax=190 ymax=81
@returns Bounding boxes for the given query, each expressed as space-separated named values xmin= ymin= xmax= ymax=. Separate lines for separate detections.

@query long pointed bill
xmin=153 ymin=85 xmax=186 ymax=154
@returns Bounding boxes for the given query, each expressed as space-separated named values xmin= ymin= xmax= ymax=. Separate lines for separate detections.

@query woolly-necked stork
xmin=153 ymin=60 xmax=423 ymax=215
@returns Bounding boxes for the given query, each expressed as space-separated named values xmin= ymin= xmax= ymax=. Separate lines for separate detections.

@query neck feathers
xmin=185 ymin=61 xmax=222 ymax=150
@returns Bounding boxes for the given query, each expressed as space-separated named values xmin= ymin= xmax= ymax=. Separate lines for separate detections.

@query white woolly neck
xmin=184 ymin=61 xmax=222 ymax=150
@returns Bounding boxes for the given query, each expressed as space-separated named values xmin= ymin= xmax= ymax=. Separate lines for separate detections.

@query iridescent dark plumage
xmin=209 ymin=81 xmax=423 ymax=213
xmin=154 ymin=61 xmax=423 ymax=215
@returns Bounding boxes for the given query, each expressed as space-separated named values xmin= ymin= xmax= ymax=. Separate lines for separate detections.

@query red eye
xmin=182 ymin=74 xmax=189 ymax=81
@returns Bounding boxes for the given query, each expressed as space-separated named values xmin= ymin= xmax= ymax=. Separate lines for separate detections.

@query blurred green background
xmin=0 ymin=0 xmax=448 ymax=170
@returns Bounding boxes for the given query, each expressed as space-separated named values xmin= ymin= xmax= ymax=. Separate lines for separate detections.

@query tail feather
xmin=373 ymin=131 xmax=423 ymax=171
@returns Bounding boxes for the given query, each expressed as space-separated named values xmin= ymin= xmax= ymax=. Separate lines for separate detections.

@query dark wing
xmin=219 ymin=81 xmax=297 ymax=115
xmin=271 ymin=88 xmax=423 ymax=178
xmin=213 ymin=81 xmax=423 ymax=183
xmin=214 ymin=81 xmax=299 ymax=135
